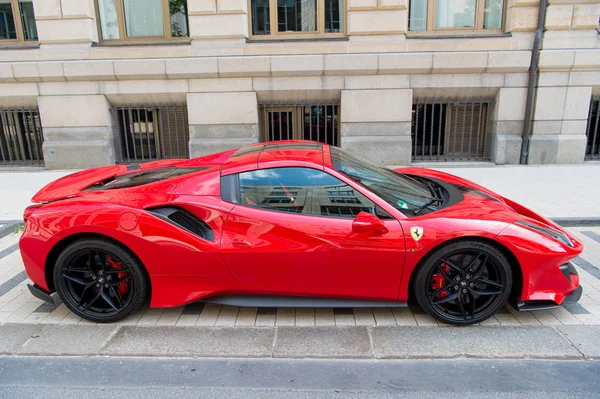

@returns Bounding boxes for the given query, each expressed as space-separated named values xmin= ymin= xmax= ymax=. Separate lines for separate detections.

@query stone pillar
xmin=187 ymin=92 xmax=259 ymax=157
xmin=38 ymin=95 xmax=116 ymax=169
xmin=528 ymin=86 xmax=591 ymax=164
xmin=489 ymin=88 xmax=526 ymax=165
xmin=33 ymin=0 xmax=98 ymax=44
xmin=340 ymin=89 xmax=413 ymax=165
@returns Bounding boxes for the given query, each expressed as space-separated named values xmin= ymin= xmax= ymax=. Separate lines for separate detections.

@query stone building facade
xmin=0 ymin=0 xmax=599 ymax=169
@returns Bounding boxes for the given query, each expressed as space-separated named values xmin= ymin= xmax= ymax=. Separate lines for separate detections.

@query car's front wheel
xmin=54 ymin=238 xmax=149 ymax=323
xmin=413 ymin=240 xmax=512 ymax=326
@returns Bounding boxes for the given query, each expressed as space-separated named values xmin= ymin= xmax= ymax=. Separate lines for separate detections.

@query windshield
xmin=330 ymin=147 xmax=435 ymax=214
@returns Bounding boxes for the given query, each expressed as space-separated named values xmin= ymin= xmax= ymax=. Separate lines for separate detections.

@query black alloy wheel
xmin=54 ymin=239 xmax=149 ymax=323
xmin=414 ymin=240 xmax=512 ymax=326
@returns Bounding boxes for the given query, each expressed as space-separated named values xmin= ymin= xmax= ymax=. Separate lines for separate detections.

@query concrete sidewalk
xmin=1 ymin=164 xmax=599 ymax=221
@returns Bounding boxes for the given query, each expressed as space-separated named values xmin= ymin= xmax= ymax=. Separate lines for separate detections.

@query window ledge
xmin=0 ymin=43 xmax=40 ymax=50
xmin=92 ymin=40 xmax=191 ymax=47
xmin=246 ymin=36 xmax=349 ymax=43
xmin=406 ymin=32 xmax=512 ymax=39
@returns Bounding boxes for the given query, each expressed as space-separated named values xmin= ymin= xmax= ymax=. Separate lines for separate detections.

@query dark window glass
xmin=277 ymin=0 xmax=316 ymax=32
xmin=330 ymin=147 xmax=437 ymax=214
xmin=0 ymin=1 xmax=17 ymax=40
xmin=251 ymin=0 xmax=271 ymax=34
xmin=18 ymin=0 xmax=37 ymax=40
xmin=324 ymin=0 xmax=342 ymax=33
xmin=238 ymin=167 xmax=389 ymax=219
xmin=169 ymin=0 xmax=189 ymax=37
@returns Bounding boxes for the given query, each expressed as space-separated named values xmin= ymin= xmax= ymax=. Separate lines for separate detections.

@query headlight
xmin=515 ymin=220 xmax=574 ymax=248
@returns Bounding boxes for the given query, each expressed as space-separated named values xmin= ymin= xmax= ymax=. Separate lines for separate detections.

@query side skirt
xmin=202 ymin=295 xmax=408 ymax=308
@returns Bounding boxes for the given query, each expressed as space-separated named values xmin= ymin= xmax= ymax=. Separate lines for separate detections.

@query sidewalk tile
xmin=196 ymin=304 xmax=221 ymax=327
xmin=255 ymin=307 xmax=276 ymax=327
xmin=557 ymin=326 xmax=600 ymax=358
xmin=532 ymin=310 xmax=562 ymax=326
xmin=315 ymin=308 xmax=335 ymax=326
xmin=295 ymin=308 xmax=315 ymax=326
xmin=373 ymin=308 xmax=396 ymax=326
xmin=353 ymin=308 xmax=375 ymax=326
xmin=59 ymin=311 xmax=82 ymax=325
xmin=137 ymin=308 xmax=164 ymax=326
xmin=549 ymin=307 xmax=582 ymax=325
xmin=334 ymin=312 xmax=355 ymax=326
xmin=235 ymin=307 xmax=257 ymax=326
xmin=156 ymin=307 xmax=184 ymax=326
xmin=275 ymin=308 xmax=295 ymax=326
xmin=215 ymin=305 xmax=239 ymax=327
xmin=391 ymin=308 xmax=417 ymax=326
xmin=4 ymin=302 xmax=40 ymax=324
xmin=413 ymin=313 xmax=438 ymax=326
xmin=495 ymin=313 xmax=521 ymax=326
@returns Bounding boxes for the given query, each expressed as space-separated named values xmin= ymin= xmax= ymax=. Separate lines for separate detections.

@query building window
xmin=408 ymin=0 xmax=504 ymax=33
xmin=112 ymin=104 xmax=189 ymax=162
xmin=0 ymin=0 xmax=38 ymax=43
xmin=0 ymin=107 xmax=44 ymax=165
xmin=585 ymin=97 xmax=599 ymax=161
xmin=258 ymin=103 xmax=340 ymax=146
xmin=411 ymin=99 xmax=493 ymax=162
xmin=250 ymin=0 xmax=345 ymax=38
xmin=96 ymin=0 xmax=189 ymax=42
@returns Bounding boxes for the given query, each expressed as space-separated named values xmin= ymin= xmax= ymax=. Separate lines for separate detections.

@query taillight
xmin=23 ymin=204 xmax=43 ymax=221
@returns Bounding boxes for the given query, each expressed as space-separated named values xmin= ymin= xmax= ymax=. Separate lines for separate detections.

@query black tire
xmin=53 ymin=238 xmax=149 ymax=323
xmin=413 ymin=240 xmax=512 ymax=326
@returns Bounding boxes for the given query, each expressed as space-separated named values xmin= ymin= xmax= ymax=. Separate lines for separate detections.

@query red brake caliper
xmin=107 ymin=256 xmax=129 ymax=296
xmin=431 ymin=263 xmax=450 ymax=299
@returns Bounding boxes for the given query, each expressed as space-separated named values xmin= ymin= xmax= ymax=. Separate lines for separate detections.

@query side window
xmin=238 ymin=167 xmax=390 ymax=219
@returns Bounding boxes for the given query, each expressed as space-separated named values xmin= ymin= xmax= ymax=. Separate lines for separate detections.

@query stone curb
xmin=0 ymin=324 xmax=593 ymax=361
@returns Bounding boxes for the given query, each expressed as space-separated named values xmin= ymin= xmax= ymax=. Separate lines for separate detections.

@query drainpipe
xmin=520 ymin=0 xmax=548 ymax=164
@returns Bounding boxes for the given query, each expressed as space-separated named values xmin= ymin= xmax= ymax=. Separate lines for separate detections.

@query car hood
xmin=395 ymin=167 xmax=563 ymax=229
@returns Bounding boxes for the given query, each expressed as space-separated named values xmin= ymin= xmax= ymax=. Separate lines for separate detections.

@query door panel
xmin=220 ymin=205 xmax=405 ymax=300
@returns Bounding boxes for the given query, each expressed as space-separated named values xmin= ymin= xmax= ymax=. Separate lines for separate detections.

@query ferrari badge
xmin=410 ymin=226 xmax=424 ymax=241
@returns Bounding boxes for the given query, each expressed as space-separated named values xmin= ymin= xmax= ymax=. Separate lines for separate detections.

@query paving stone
xmin=102 ymin=326 xmax=275 ymax=357
xmin=558 ymin=326 xmax=600 ymax=358
xmin=274 ymin=327 xmax=372 ymax=358
xmin=18 ymin=325 xmax=119 ymax=356
xmin=372 ymin=326 xmax=582 ymax=359
xmin=0 ymin=324 xmax=43 ymax=354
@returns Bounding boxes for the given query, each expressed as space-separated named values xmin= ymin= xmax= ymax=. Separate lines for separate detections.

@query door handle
xmin=232 ymin=239 xmax=253 ymax=248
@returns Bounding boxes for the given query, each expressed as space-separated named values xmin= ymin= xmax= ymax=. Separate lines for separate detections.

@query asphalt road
xmin=1 ymin=357 xmax=599 ymax=399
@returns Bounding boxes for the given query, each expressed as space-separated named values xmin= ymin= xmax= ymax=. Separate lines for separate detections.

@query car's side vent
xmin=147 ymin=206 xmax=215 ymax=241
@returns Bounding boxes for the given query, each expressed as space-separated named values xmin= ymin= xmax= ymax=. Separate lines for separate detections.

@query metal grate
xmin=112 ymin=104 xmax=189 ymax=163
xmin=411 ymin=99 xmax=493 ymax=162
xmin=0 ymin=108 xmax=44 ymax=166
xmin=585 ymin=97 xmax=600 ymax=160
xmin=258 ymin=103 xmax=340 ymax=146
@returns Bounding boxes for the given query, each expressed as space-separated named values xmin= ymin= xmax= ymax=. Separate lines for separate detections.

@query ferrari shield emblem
xmin=410 ymin=226 xmax=424 ymax=241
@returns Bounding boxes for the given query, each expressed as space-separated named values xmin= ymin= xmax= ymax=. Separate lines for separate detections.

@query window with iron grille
xmin=258 ymin=103 xmax=340 ymax=146
xmin=0 ymin=108 xmax=44 ymax=165
xmin=585 ymin=97 xmax=600 ymax=160
xmin=112 ymin=104 xmax=189 ymax=163
xmin=411 ymin=99 xmax=492 ymax=162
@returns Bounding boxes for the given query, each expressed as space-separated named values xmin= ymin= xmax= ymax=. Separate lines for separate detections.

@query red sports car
xmin=20 ymin=141 xmax=583 ymax=325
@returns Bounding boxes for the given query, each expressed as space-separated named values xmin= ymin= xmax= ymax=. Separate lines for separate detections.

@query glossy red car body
xmin=20 ymin=141 xmax=583 ymax=310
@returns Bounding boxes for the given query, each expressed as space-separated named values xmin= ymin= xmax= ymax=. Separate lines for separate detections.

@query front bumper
xmin=516 ymin=261 xmax=582 ymax=311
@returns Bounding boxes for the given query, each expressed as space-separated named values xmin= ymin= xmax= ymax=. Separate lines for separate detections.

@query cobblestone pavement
xmin=1 ymin=224 xmax=599 ymax=328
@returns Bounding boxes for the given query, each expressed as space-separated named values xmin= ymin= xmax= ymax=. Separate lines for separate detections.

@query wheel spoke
xmin=436 ymin=264 xmax=452 ymax=281
xmin=82 ymin=288 xmax=102 ymax=310
xmin=441 ymin=258 xmax=462 ymax=273
xmin=457 ymin=292 xmax=467 ymax=319
xmin=62 ymin=273 xmax=89 ymax=286
xmin=76 ymin=283 xmax=96 ymax=307
xmin=469 ymin=253 xmax=488 ymax=279
xmin=107 ymin=285 xmax=124 ymax=309
xmin=432 ymin=291 xmax=458 ymax=305
xmin=430 ymin=283 xmax=453 ymax=300
xmin=93 ymin=250 xmax=106 ymax=271
xmin=468 ymin=290 xmax=476 ymax=318
xmin=470 ymin=288 xmax=503 ymax=296
xmin=104 ymin=269 xmax=128 ymax=274
xmin=101 ymin=287 xmax=120 ymax=312
xmin=110 ymin=276 xmax=130 ymax=286
xmin=477 ymin=277 xmax=504 ymax=288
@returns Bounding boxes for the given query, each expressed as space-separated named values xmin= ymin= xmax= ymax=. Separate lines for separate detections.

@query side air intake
xmin=147 ymin=206 xmax=214 ymax=241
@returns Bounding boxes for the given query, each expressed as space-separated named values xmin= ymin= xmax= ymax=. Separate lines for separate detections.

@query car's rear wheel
xmin=414 ymin=240 xmax=512 ymax=326
xmin=53 ymin=239 xmax=149 ymax=323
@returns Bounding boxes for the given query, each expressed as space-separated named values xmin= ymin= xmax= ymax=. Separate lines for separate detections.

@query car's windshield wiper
xmin=413 ymin=196 xmax=443 ymax=215
xmin=413 ymin=179 xmax=443 ymax=215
